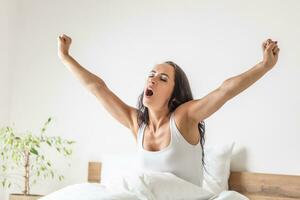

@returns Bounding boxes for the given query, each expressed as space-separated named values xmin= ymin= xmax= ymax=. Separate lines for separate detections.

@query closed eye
xmin=148 ymin=72 xmax=168 ymax=82
xmin=160 ymin=76 xmax=167 ymax=82
xmin=148 ymin=72 xmax=155 ymax=77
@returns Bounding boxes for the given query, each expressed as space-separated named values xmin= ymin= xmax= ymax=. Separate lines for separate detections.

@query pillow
xmin=101 ymin=154 xmax=215 ymax=199
xmin=100 ymin=153 xmax=140 ymax=186
xmin=202 ymin=142 xmax=235 ymax=194
xmin=124 ymin=171 xmax=214 ymax=200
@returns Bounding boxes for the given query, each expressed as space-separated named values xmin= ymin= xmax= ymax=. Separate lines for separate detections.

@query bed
xmin=87 ymin=162 xmax=300 ymax=200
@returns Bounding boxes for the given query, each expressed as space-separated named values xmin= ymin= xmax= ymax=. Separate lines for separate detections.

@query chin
xmin=143 ymin=98 xmax=155 ymax=108
xmin=142 ymin=99 xmax=150 ymax=107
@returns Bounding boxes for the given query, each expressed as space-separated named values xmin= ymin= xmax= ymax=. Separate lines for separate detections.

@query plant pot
xmin=9 ymin=194 xmax=43 ymax=200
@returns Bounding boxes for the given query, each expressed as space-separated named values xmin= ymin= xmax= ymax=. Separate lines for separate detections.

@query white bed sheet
xmin=39 ymin=170 xmax=249 ymax=200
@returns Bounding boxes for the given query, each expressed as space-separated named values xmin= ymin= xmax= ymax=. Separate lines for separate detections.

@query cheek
xmin=159 ymin=85 xmax=173 ymax=98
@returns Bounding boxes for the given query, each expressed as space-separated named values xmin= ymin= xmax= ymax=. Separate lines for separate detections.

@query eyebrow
xmin=150 ymin=70 xmax=169 ymax=78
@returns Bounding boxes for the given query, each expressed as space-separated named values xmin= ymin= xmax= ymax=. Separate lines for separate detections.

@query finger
xmin=60 ymin=34 xmax=68 ymax=40
xmin=67 ymin=36 xmax=72 ymax=41
xmin=62 ymin=35 xmax=71 ymax=42
xmin=274 ymin=48 xmax=280 ymax=55
xmin=272 ymin=44 xmax=278 ymax=51
xmin=272 ymin=47 xmax=279 ymax=55
xmin=58 ymin=36 xmax=64 ymax=42
xmin=63 ymin=34 xmax=71 ymax=40
xmin=273 ymin=46 xmax=279 ymax=52
xmin=266 ymin=38 xmax=273 ymax=44
xmin=266 ymin=43 xmax=276 ymax=51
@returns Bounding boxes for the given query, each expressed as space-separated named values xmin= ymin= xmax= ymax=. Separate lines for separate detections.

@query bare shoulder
xmin=173 ymin=102 xmax=200 ymax=145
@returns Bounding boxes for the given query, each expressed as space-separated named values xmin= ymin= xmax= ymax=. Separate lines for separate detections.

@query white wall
xmin=0 ymin=1 xmax=16 ymax=199
xmin=1 ymin=0 xmax=300 ymax=198
xmin=0 ymin=0 xmax=13 ymax=126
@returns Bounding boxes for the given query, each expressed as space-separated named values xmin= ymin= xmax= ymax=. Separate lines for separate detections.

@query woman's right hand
xmin=57 ymin=34 xmax=72 ymax=59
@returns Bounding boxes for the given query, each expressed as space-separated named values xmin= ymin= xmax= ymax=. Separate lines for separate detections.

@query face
xmin=143 ymin=63 xmax=175 ymax=110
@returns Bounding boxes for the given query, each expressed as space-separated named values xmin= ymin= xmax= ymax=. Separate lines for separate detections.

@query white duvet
xmin=39 ymin=170 xmax=249 ymax=200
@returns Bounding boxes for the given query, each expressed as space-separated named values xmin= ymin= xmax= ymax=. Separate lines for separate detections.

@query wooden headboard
xmin=87 ymin=161 xmax=300 ymax=200
xmin=228 ymin=171 xmax=300 ymax=200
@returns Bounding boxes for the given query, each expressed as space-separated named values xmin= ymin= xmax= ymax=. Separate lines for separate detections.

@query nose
xmin=148 ymin=76 xmax=157 ymax=85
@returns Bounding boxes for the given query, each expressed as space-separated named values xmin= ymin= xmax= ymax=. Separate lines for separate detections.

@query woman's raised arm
xmin=57 ymin=34 xmax=139 ymax=138
xmin=179 ymin=38 xmax=280 ymax=123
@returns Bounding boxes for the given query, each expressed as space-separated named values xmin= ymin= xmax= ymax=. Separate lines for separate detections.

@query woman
xmin=57 ymin=34 xmax=280 ymax=187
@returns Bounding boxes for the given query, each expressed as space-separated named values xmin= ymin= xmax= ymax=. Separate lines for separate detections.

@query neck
xmin=147 ymin=107 xmax=170 ymax=132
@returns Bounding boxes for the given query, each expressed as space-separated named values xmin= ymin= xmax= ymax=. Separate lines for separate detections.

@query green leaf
xmin=58 ymin=175 xmax=64 ymax=181
xmin=2 ymin=165 xmax=7 ymax=172
xmin=46 ymin=141 xmax=52 ymax=146
xmin=30 ymin=148 xmax=38 ymax=155
xmin=67 ymin=140 xmax=76 ymax=144
xmin=2 ymin=179 xmax=6 ymax=187
xmin=7 ymin=138 xmax=13 ymax=145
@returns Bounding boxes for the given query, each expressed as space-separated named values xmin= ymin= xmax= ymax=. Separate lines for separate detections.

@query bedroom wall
xmin=1 ymin=0 xmax=300 ymax=199
xmin=0 ymin=0 xmax=16 ymax=199
xmin=0 ymin=0 xmax=13 ymax=126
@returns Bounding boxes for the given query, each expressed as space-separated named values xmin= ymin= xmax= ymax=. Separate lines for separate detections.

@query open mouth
xmin=145 ymin=88 xmax=154 ymax=97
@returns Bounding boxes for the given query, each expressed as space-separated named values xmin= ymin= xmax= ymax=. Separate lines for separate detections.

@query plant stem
xmin=23 ymin=151 xmax=30 ymax=195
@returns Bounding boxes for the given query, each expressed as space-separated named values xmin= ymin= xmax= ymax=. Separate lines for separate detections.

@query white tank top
xmin=136 ymin=112 xmax=203 ymax=187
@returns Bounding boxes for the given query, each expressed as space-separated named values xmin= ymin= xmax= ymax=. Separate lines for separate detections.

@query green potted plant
xmin=0 ymin=117 xmax=75 ymax=200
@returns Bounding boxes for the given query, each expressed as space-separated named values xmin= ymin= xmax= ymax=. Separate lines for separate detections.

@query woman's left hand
xmin=262 ymin=38 xmax=280 ymax=69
